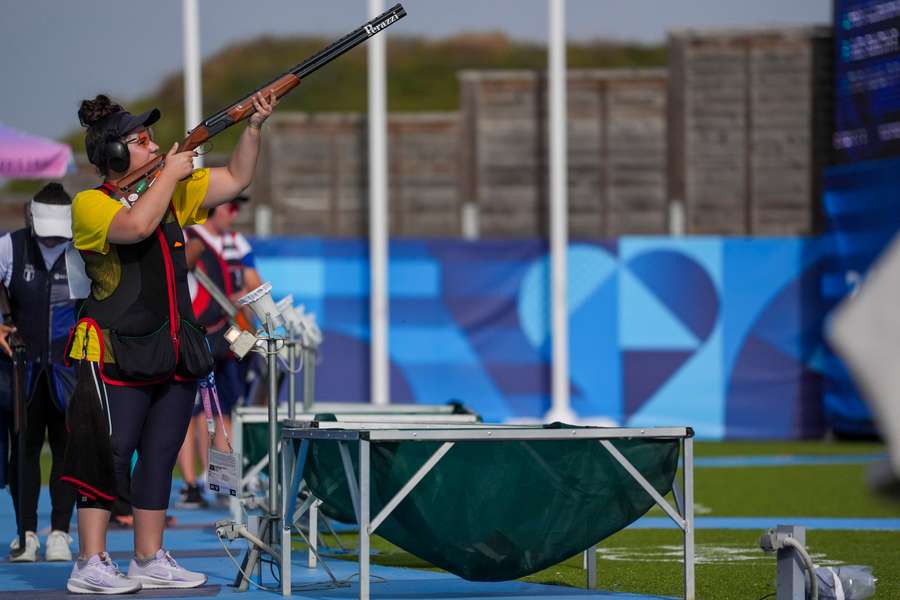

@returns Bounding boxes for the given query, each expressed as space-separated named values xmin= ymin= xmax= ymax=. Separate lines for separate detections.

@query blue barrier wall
xmin=252 ymin=236 xmax=831 ymax=439
xmin=821 ymin=157 xmax=900 ymax=436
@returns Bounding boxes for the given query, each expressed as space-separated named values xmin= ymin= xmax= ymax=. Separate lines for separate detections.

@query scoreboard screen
xmin=834 ymin=0 xmax=900 ymax=163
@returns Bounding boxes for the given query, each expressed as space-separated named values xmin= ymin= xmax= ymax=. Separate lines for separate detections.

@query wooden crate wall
xmin=261 ymin=112 xmax=460 ymax=237
xmin=459 ymin=69 xmax=669 ymax=238
xmin=668 ymin=26 xmax=833 ymax=235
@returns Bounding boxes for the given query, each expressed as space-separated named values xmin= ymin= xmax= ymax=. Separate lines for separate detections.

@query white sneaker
xmin=8 ymin=531 xmax=39 ymax=562
xmin=67 ymin=552 xmax=142 ymax=595
xmin=127 ymin=549 xmax=207 ymax=589
xmin=44 ymin=530 xmax=73 ymax=562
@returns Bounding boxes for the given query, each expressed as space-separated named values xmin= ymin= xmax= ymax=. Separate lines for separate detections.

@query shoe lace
xmin=99 ymin=553 xmax=124 ymax=576
xmin=162 ymin=550 xmax=180 ymax=569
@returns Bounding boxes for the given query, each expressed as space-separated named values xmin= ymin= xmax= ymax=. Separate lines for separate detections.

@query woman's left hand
xmin=0 ymin=323 xmax=16 ymax=357
xmin=248 ymin=91 xmax=277 ymax=129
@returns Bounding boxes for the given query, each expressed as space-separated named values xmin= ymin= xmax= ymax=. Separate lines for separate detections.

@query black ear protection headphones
xmin=90 ymin=107 xmax=160 ymax=175
xmin=92 ymin=111 xmax=131 ymax=174
xmin=102 ymin=133 xmax=131 ymax=174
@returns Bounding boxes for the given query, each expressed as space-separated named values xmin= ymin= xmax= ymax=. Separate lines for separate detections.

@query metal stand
xmin=282 ymin=424 xmax=695 ymax=600
xmin=285 ymin=325 xmax=317 ymax=416
xmin=302 ymin=344 xmax=316 ymax=411
xmin=229 ymin=315 xmax=285 ymax=592
xmin=584 ymin=544 xmax=597 ymax=589
xmin=286 ymin=331 xmax=297 ymax=422
xmin=776 ymin=525 xmax=806 ymax=600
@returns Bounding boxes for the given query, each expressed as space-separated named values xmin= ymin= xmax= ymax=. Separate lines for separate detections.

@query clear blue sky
xmin=0 ymin=0 xmax=831 ymax=140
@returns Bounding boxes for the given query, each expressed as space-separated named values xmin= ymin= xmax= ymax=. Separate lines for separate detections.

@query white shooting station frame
xmin=280 ymin=423 xmax=696 ymax=600
xmin=230 ymin=403 xmax=481 ymax=521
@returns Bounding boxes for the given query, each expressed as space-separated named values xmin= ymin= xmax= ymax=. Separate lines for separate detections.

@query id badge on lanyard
xmin=200 ymin=374 xmax=240 ymax=497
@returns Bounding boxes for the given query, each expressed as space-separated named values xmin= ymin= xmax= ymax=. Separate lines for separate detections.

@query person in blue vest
xmin=0 ymin=183 xmax=78 ymax=563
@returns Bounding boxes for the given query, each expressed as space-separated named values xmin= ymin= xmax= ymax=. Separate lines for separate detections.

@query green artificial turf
xmin=692 ymin=440 xmax=885 ymax=457
xmin=287 ymin=440 xmax=898 ymax=599
xmin=37 ymin=439 xmax=900 ymax=598
xmin=298 ymin=528 xmax=898 ymax=600
xmin=295 ymin=529 xmax=900 ymax=600
xmin=689 ymin=463 xmax=900 ymax=517
xmin=523 ymin=529 xmax=899 ymax=600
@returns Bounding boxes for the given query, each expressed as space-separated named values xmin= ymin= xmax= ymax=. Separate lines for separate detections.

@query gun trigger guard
xmin=196 ymin=142 xmax=212 ymax=156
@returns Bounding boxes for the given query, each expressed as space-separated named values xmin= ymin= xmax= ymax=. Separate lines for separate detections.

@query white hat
xmin=31 ymin=182 xmax=72 ymax=239
xmin=31 ymin=201 xmax=72 ymax=238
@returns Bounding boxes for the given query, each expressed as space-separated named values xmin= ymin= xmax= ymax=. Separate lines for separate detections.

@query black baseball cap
xmin=105 ymin=108 xmax=161 ymax=138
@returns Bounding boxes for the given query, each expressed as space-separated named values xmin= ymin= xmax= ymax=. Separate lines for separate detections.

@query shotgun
xmin=0 ymin=284 xmax=28 ymax=558
xmin=110 ymin=3 xmax=406 ymax=197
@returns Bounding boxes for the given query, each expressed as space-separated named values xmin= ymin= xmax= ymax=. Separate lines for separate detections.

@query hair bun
xmin=78 ymin=94 xmax=123 ymax=128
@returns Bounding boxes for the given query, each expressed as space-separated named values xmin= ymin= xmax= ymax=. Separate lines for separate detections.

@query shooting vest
xmin=68 ymin=183 xmax=213 ymax=386
xmin=220 ymin=231 xmax=249 ymax=291
xmin=186 ymin=227 xmax=233 ymax=333
xmin=8 ymin=228 xmax=77 ymax=408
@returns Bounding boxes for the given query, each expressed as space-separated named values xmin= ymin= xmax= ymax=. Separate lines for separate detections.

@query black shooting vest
xmin=74 ymin=183 xmax=212 ymax=385
xmin=9 ymin=228 xmax=77 ymax=408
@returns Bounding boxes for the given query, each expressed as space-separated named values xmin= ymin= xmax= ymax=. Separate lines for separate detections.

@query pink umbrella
xmin=0 ymin=122 xmax=73 ymax=179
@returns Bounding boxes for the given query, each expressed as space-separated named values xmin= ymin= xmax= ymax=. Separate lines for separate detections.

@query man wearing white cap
xmin=0 ymin=182 xmax=77 ymax=562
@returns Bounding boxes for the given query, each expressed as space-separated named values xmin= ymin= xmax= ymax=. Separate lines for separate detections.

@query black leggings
xmin=76 ymin=378 xmax=196 ymax=511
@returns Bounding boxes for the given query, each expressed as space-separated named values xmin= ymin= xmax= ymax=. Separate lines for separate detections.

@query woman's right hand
xmin=161 ymin=143 xmax=196 ymax=181
xmin=107 ymin=144 xmax=198 ymax=244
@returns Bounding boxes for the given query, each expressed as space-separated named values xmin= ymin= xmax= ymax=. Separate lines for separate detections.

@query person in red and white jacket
xmin=176 ymin=196 xmax=261 ymax=509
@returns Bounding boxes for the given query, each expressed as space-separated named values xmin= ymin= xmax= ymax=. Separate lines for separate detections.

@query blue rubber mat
xmin=0 ymin=557 xmax=676 ymax=599
xmin=0 ymin=483 xmax=678 ymax=599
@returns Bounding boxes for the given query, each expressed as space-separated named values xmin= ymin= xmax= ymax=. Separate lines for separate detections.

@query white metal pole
xmin=545 ymin=0 xmax=575 ymax=423
xmin=368 ymin=0 xmax=390 ymax=406
xmin=182 ymin=0 xmax=203 ymax=167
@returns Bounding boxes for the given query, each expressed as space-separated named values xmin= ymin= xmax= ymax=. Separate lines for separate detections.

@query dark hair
xmin=78 ymin=94 xmax=123 ymax=128
xmin=78 ymin=94 xmax=125 ymax=173
xmin=33 ymin=182 xmax=72 ymax=206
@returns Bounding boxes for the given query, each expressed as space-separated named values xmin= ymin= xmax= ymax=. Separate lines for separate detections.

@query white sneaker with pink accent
xmin=127 ymin=549 xmax=207 ymax=589
xmin=67 ymin=552 xmax=142 ymax=595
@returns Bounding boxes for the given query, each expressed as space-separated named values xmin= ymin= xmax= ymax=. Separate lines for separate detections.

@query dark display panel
xmin=834 ymin=0 xmax=900 ymax=163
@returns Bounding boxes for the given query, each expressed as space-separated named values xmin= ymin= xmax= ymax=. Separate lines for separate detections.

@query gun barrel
xmin=292 ymin=3 xmax=406 ymax=80
xmin=197 ymin=4 xmax=406 ymax=135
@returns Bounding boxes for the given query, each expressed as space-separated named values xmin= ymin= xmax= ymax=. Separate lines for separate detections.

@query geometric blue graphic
xmin=517 ymin=245 xmax=617 ymax=351
xmin=626 ymin=249 xmax=719 ymax=341
xmin=620 ymin=269 xmax=700 ymax=349
xmin=251 ymin=236 xmax=831 ymax=439
xmin=622 ymin=350 xmax=694 ymax=419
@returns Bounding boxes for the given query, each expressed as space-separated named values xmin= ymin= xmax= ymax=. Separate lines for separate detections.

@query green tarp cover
xmin=244 ymin=421 xmax=283 ymax=476
xmin=302 ymin=424 xmax=680 ymax=581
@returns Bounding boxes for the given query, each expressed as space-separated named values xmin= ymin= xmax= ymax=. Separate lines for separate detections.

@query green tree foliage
xmin=63 ymin=32 xmax=665 ymax=154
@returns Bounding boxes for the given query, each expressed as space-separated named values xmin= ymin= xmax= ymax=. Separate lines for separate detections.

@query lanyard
xmin=199 ymin=373 xmax=232 ymax=452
